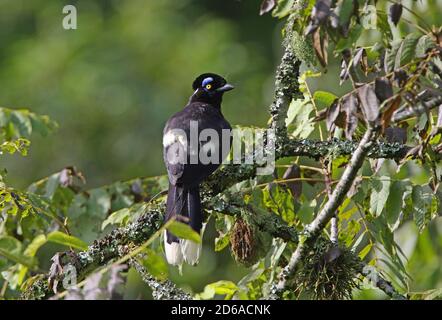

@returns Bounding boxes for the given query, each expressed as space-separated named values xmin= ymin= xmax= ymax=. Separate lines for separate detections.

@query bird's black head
xmin=190 ymin=73 xmax=234 ymax=107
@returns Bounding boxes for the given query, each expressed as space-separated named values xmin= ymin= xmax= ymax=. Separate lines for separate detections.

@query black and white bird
xmin=163 ymin=73 xmax=234 ymax=265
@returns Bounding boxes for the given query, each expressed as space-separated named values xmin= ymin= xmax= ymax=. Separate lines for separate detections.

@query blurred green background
xmin=0 ymin=0 xmax=280 ymax=189
xmin=0 ymin=0 xmax=282 ymax=298
xmin=1 ymin=0 xmax=442 ymax=299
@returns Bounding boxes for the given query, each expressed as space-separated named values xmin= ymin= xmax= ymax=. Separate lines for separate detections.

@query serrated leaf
xmin=384 ymin=41 xmax=402 ymax=73
xmin=411 ymin=185 xmax=433 ymax=231
xmin=87 ymin=189 xmax=112 ymax=219
xmin=167 ymin=221 xmax=201 ymax=243
xmin=10 ymin=111 xmax=32 ymax=138
xmin=47 ymin=231 xmax=88 ymax=251
xmin=416 ymin=35 xmax=436 ymax=58
xmin=395 ymin=33 xmax=421 ymax=69
xmin=326 ymin=101 xmax=340 ymax=131
xmin=45 ymin=173 xmax=61 ymax=199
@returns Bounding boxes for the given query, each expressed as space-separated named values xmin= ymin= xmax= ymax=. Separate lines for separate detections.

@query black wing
xmin=163 ymin=102 xmax=231 ymax=187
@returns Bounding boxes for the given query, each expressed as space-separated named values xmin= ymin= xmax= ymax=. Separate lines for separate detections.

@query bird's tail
xmin=163 ymin=183 xmax=202 ymax=266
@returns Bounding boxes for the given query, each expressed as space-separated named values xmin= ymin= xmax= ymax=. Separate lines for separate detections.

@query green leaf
xmin=385 ymin=181 xmax=405 ymax=231
xmin=410 ymin=288 xmax=442 ymax=300
xmin=167 ymin=221 xmax=201 ymax=243
xmin=415 ymin=35 xmax=435 ymax=58
xmin=10 ymin=110 xmax=32 ymax=138
xmin=198 ymin=280 xmax=238 ymax=300
xmin=395 ymin=33 xmax=420 ymax=69
xmin=47 ymin=231 xmax=88 ymax=250
xmin=24 ymin=235 xmax=47 ymax=257
xmin=215 ymin=233 xmax=230 ymax=252
xmin=411 ymin=185 xmax=434 ymax=231
xmin=370 ymin=176 xmax=391 ymax=217
xmin=286 ymin=99 xmax=315 ymax=139
xmin=29 ymin=113 xmax=57 ymax=137
xmin=361 ymin=5 xmax=377 ymax=30
xmin=376 ymin=10 xmax=393 ymax=43
xmin=297 ymin=196 xmax=316 ymax=224
xmin=87 ymin=189 xmax=112 ymax=219
xmin=334 ymin=24 xmax=362 ymax=52
xmin=139 ymin=249 xmax=168 ymax=281
xmin=336 ymin=0 xmax=354 ymax=27
xmin=272 ymin=0 xmax=295 ymax=19
xmin=0 ymin=236 xmax=35 ymax=268
xmin=358 ymin=243 xmax=372 ymax=260
xmin=45 ymin=173 xmax=61 ymax=199
xmin=313 ymin=91 xmax=338 ymax=109
xmin=214 ymin=213 xmax=233 ymax=251
xmin=0 ymin=236 xmax=22 ymax=256
xmin=101 ymin=208 xmax=131 ymax=230
xmin=384 ymin=40 xmax=401 ymax=73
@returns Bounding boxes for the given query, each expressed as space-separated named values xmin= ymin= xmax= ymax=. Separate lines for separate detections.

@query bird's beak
xmin=216 ymin=83 xmax=235 ymax=92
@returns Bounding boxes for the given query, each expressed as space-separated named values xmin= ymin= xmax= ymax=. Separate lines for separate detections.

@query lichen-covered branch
xmin=360 ymin=264 xmax=406 ymax=300
xmin=269 ymin=45 xmax=302 ymax=142
xmin=22 ymin=206 xmax=163 ymax=300
xmin=129 ymin=259 xmax=192 ymax=300
xmin=274 ymin=127 xmax=376 ymax=296
xmin=22 ymin=185 xmax=298 ymax=299
xmin=210 ymin=195 xmax=298 ymax=243
xmin=204 ymin=138 xmax=409 ymax=198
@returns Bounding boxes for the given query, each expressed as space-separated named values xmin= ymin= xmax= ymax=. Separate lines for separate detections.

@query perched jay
xmin=163 ymin=73 xmax=234 ymax=265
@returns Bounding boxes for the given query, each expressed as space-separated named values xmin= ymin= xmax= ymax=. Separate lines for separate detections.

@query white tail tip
xmin=164 ymin=231 xmax=183 ymax=266
xmin=180 ymin=239 xmax=202 ymax=266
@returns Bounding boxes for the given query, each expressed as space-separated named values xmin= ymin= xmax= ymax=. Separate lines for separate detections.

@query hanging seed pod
xmin=230 ymin=218 xmax=258 ymax=266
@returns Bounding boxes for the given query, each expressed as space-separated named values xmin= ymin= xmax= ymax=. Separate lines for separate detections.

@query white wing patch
xmin=163 ymin=130 xmax=187 ymax=148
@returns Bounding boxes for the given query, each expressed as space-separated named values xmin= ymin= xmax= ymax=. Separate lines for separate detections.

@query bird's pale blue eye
xmin=202 ymin=77 xmax=213 ymax=87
